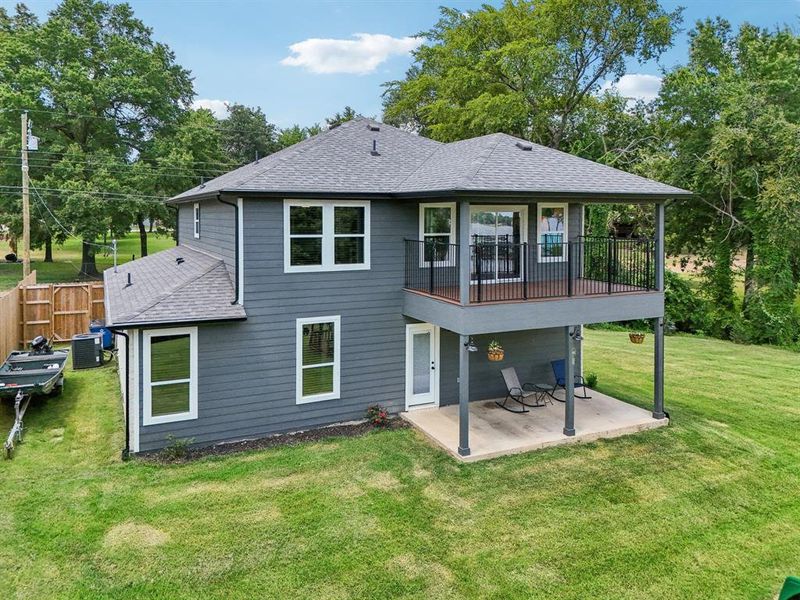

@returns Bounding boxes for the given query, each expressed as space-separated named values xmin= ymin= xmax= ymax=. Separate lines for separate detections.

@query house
xmin=103 ymin=117 xmax=691 ymax=460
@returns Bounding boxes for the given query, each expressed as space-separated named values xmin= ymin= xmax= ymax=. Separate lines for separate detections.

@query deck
xmin=401 ymin=389 xmax=668 ymax=462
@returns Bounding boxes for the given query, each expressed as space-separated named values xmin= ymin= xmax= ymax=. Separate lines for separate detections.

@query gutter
xmin=108 ymin=328 xmax=131 ymax=461
xmin=217 ymin=194 xmax=241 ymax=305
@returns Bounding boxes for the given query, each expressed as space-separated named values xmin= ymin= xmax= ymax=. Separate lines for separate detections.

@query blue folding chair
xmin=550 ymin=359 xmax=591 ymax=400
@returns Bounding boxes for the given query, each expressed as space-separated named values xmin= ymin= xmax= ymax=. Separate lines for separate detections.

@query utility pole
xmin=21 ymin=111 xmax=30 ymax=278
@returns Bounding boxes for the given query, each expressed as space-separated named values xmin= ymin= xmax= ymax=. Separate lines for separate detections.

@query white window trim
xmin=193 ymin=202 xmax=200 ymax=239
xmin=142 ymin=327 xmax=198 ymax=426
xmin=537 ymin=202 xmax=568 ymax=263
xmin=284 ymin=200 xmax=371 ymax=273
xmin=418 ymin=202 xmax=457 ymax=267
xmin=296 ymin=315 xmax=341 ymax=404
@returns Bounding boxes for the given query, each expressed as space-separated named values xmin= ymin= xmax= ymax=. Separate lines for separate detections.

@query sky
xmin=5 ymin=0 xmax=800 ymax=128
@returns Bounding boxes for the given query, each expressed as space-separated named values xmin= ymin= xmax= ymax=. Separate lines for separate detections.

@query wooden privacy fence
xmin=0 ymin=271 xmax=37 ymax=360
xmin=20 ymin=282 xmax=105 ymax=345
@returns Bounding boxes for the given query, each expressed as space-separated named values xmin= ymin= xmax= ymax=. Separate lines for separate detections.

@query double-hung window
xmin=296 ymin=316 xmax=340 ymax=404
xmin=284 ymin=200 xmax=370 ymax=272
xmin=537 ymin=203 xmax=568 ymax=262
xmin=143 ymin=327 xmax=198 ymax=425
xmin=418 ymin=202 xmax=456 ymax=265
xmin=193 ymin=202 xmax=201 ymax=238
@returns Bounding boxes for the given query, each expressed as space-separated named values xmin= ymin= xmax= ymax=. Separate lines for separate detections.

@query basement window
xmin=143 ymin=327 xmax=198 ymax=425
xmin=284 ymin=200 xmax=370 ymax=272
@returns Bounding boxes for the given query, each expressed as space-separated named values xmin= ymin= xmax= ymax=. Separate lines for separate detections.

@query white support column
xmin=564 ymin=326 xmax=576 ymax=436
xmin=458 ymin=334 xmax=470 ymax=456
xmin=653 ymin=202 xmax=666 ymax=419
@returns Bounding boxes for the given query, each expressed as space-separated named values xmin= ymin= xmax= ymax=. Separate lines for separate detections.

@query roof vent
xmin=516 ymin=141 xmax=533 ymax=151
xmin=370 ymin=139 xmax=380 ymax=156
xmin=176 ymin=257 xmax=185 ymax=265
xmin=125 ymin=273 xmax=132 ymax=288
xmin=367 ymin=123 xmax=380 ymax=132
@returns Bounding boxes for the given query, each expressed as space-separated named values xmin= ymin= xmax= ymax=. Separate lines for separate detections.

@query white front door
xmin=405 ymin=323 xmax=439 ymax=409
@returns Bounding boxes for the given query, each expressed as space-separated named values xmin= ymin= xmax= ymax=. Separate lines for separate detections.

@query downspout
xmin=217 ymin=194 xmax=240 ymax=305
xmin=109 ymin=328 xmax=130 ymax=461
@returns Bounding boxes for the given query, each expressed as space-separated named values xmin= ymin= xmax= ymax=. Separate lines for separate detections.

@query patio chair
xmin=499 ymin=367 xmax=550 ymax=413
xmin=550 ymin=359 xmax=591 ymax=401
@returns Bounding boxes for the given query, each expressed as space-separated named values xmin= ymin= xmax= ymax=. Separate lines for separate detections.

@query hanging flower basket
xmin=487 ymin=340 xmax=504 ymax=361
xmin=629 ymin=332 xmax=646 ymax=344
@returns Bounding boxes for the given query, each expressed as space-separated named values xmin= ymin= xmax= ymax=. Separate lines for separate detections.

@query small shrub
xmin=585 ymin=371 xmax=598 ymax=388
xmin=665 ymin=270 xmax=709 ymax=334
xmin=161 ymin=435 xmax=194 ymax=460
xmin=366 ymin=404 xmax=391 ymax=428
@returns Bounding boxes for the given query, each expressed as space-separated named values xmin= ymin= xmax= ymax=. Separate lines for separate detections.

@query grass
xmin=2 ymin=330 xmax=800 ymax=598
xmin=0 ymin=234 xmax=175 ymax=290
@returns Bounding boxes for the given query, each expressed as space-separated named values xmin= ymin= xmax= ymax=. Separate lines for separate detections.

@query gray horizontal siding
xmin=178 ymin=198 xmax=236 ymax=279
xmin=439 ymin=327 xmax=567 ymax=406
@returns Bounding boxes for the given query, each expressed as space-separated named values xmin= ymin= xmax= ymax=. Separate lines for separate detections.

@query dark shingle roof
xmin=103 ymin=246 xmax=246 ymax=327
xmin=171 ymin=117 xmax=691 ymax=201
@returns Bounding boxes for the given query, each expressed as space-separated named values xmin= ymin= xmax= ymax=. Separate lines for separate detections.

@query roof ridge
xmin=456 ymin=134 xmax=504 ymax=189
xmin=392 ymin=141 xmax=449 ymax=192
xmin=122 ymin=258 xmax=225 ymax=322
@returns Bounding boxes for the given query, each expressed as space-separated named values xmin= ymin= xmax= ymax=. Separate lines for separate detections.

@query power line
xmin=0 ymin=149 xmax=243 ymax=169
xmin=0 ymin=158 xmax=231 ymax=180
xmin=0 ymin=185 xmax=169 ymax=203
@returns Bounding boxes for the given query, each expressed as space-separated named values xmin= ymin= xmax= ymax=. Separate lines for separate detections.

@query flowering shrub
xmin=366 ymin=404 xmax=391 ymax=428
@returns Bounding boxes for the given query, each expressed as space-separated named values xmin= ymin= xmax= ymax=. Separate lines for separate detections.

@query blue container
xmin=89 ymin=320 xmax=113 ymax=350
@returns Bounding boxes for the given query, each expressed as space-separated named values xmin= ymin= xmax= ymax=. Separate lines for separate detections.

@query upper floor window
xmin=284 ymin=200 xmax=370 ymax=272
xmin=193 ymin=202 xmax=201 ymax=239
xmin=537 ymin=203 xmax=567 ymax=262
xmin=419 ymin=202 xmax=456 ymax=265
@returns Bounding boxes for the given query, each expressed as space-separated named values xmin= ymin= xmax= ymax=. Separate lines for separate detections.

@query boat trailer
xmin=4 ymin=390 xmax=31 ymax=459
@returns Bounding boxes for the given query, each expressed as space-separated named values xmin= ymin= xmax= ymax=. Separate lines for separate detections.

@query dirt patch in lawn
xmin=140 ymin=418 xmax=409 ymax=464
xmin=103 ymin=522 xmax=169 ymax=549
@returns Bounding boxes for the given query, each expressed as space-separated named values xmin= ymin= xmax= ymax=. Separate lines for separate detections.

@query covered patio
xmin=402 ymin=389 xmax=669 ymax=462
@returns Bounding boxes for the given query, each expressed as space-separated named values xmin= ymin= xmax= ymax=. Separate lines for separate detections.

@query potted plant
xmin=629 ymin=331 xmax=646 ymax=344
xmin=487 ymin=339 xmax=504 ymax=361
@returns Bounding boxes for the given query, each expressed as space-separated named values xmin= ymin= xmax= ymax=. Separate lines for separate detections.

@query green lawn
xmin=0 ymin=234 xmax=176 ymax=290
xmin=2 ymin=330 xmax=799 ymax=598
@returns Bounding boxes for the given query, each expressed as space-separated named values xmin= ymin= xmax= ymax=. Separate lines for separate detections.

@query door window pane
xmin=412 ymin=332 xmax=431 ymax=395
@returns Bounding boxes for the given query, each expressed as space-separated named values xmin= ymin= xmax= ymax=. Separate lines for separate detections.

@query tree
xmin=277 ymin=123 xmax=323 ymax=148
xmin=382 ymin=0 xmax=680 ymax=150
xmin=325 ymin=106 xmax=358 ymax=129
xmin=218 ymin=103 xmax=280 ymax=165
xmin=1 ymin=0 xmax=193 ymax=276
xmin=651 ymin=19 xmax=800 ymax=344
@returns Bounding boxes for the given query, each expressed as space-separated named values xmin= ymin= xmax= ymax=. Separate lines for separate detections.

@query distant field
xmin=0 ymin=234 xmax=175 ymax=290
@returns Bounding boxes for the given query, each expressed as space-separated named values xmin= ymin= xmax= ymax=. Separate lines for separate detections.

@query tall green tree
xmin=218 ymin=103 xmax=280 ymax=165
xmin=382 ymin=0 xmax=680 ymax=149
xmin=651 ymin=19 xmax=800 ymax=343
xmin=277 ymin=123 xmax=323 ymax=148
xmin=1 ymin=0 xmax=193 ymax=276
xmin=325 ymin=106 xmax=358 ymax=129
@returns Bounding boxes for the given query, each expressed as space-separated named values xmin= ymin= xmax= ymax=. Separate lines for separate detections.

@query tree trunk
xmin=148 ymin=218 xmax=154 ymax=233
xmin=80 ymin=240 xmax=98 ymax=278
xmin=44 ymin=235 xmax=53 ymax=262
xmin=742 ymin=244 xmax=756 ymax=316
xmin=138 ymin=216 xmax=148 ymax=257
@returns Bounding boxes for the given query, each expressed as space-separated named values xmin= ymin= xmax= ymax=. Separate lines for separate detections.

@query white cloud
xmin=192 ymin=99 xmax=230 ymax=119
xmin=281 ymin=33 xmax=421 ymax=75
xmin=601 ymin=73 xmax=662 ymax=102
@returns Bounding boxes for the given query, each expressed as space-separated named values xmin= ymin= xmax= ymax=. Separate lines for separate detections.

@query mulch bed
xmin=140 ymin=417 xmax=409 ymax=464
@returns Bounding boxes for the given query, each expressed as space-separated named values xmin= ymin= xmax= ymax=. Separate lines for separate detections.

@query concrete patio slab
xmin=401 ymin=389 xmax=668 ymax=462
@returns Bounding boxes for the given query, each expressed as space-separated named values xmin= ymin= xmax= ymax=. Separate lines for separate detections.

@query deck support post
xmin=563 ymin=326 xmax=576 ymax=436
xmin=458 ymin=334 xmax=470 ymax=456
xmin=458 ymin=199 xmax=471 ymax=306
xmin=653 ymin=317 xmax=665 ymax=419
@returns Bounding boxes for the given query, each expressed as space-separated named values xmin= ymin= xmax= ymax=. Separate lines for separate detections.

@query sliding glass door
xmin=470 ymin=206 xmax=528 ymax=283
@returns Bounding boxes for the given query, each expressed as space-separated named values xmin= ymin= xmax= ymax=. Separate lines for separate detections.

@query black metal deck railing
xmin=404 ymin=237 xmax=656 ymax=303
